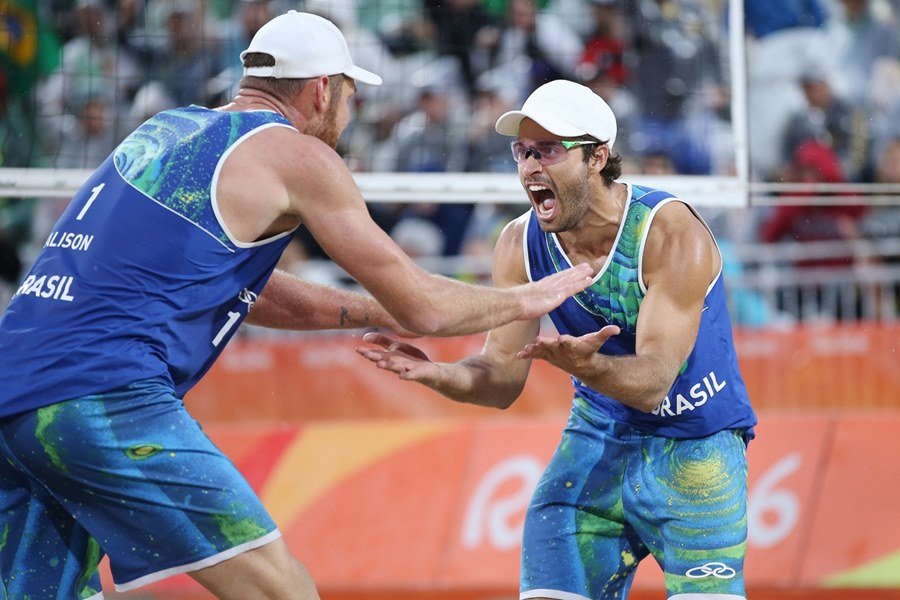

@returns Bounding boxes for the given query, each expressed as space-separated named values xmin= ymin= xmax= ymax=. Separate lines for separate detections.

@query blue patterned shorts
xmin=521 ymin=397 xmax=749 ymax=600
xmin=0 ymin=380 xmax=278 ymax=598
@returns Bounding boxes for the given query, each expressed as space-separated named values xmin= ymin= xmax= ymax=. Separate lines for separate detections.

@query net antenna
xmin=729 ymin=0 xmax=751 ymax=206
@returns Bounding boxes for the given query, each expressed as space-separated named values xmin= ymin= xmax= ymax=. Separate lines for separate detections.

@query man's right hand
xmin=513 ymin=263 xmax=593 ymax=321
xmin=355 ymin=332 xmax=443 ymax=385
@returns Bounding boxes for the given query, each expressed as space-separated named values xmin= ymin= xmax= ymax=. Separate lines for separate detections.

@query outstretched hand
xmin=356 ymin=332 xmax=442 ymax=384
xmin=517 ymin=325 xmax=620 ymax=374
xmin=514 ymin=263 xmax=593 ymax=321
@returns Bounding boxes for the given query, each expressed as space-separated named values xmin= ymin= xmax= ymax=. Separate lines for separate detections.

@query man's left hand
xmin=517 ymin=325 xmax=620 ymax=373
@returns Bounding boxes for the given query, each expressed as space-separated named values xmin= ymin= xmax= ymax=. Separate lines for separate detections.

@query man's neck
xmin=557 ymin=181 xmax=628 ymax=264
xmin=223 ymin=90 xmax=288 ymax=118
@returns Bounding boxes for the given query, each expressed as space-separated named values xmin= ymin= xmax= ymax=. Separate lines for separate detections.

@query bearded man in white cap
xmin=360 ymin=79 xmax=758 ymax=600
xmin=0 ymin=14 xmax=596 ymax=599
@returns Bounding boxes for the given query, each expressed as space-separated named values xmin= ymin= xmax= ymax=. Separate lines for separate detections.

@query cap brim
xmin=344 ymin=65 xmax=382 ymax=86
xmin=495 ymin=110 xmax=587 ymax=138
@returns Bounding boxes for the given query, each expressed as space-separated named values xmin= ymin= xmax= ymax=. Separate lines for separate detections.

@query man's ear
xmin=589 ymin=144 xmax=608 ymax=175
xmin=314 ymin=76 xmax=330 ymax=113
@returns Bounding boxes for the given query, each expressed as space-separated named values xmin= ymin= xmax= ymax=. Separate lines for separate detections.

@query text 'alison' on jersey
xmin=44 ymin=230 xmax=95 ymax=251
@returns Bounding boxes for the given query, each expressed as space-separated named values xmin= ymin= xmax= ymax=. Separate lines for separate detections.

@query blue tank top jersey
xmin=524 ymin=184 xmax=757 ymax=439
xmin=0 ymin=106 xmax=297 ymax=417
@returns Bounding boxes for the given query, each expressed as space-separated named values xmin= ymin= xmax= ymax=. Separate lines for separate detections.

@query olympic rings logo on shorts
xmin=684 ymin=562 xmax=737 ymax=579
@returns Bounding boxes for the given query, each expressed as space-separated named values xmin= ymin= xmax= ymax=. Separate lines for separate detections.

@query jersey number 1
xmin=212 ymin=311 xmax=241 ymax=347
xmin=76 ymin=183 xmax=105 ymax=221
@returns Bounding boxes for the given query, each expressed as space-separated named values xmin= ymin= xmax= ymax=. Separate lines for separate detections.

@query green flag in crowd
xmin=0 ymin=0 xmax=61 ymax=97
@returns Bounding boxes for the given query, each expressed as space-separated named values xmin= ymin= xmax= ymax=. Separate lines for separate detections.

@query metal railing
xmin=2 ymin=236 xmax=897 ymax=327
xmin=261 ymin=237 xmax=900 ymax=333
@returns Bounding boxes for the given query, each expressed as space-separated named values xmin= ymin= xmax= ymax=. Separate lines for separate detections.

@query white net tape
xmin=0 ymin=168 xmax=749 ymax=207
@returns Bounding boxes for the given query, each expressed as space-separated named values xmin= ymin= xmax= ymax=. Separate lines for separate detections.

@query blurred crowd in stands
xmin=1 ymin=0 xmax=899 ymax=323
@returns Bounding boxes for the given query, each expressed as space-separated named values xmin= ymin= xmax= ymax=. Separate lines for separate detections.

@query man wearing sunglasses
xmin=359 ymin=79 xmax=757 ymax=600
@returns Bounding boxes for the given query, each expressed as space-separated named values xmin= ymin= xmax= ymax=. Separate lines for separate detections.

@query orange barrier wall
xmin=105 ymin=414 xmax=900 ymax=597
xmin=186 ymin=322 xmax=900 ymax=422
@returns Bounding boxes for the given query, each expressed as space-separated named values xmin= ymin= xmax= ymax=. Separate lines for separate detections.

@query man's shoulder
xmin=498 ymin=210 xmax=532 ymax=246
xmin=644 ymin=200 xmax=711 ymax=246
xmin=629 ymin=183 xmax=679 ymax=206
xmin=641 ymin=199 xmax=719 ymax=285
xmin=493 ymin=211 xmax=533 ymax=270
xmin=510 ymin=209 xmax=533 ymax=230
xmin=229 ymin=123 xmax=338 ymax=172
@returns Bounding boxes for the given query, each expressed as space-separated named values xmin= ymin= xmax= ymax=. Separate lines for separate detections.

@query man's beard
xmin=318 ymin=102 xmax=341 ymax=150
xmin=540 ymin=172 xmax=592 ymax=233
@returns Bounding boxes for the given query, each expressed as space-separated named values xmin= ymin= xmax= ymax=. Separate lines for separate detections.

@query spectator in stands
xmin=51 ymin=91 xmax=120 ymax=169
xmin=865 ymin=134 xmax=900 ymax=317
xmin=0 ymin=72 xmax=36 ymax=169
xmin=875 ymin=137 xmax=900 ymax=186
xmin=124 ymin=80 xmax=176 ymax=132
xmin=0 ymin=74 xmax=33 ymax=300
xmin=394 ymin=85 xmax=466 ymax=173
xmin=0 ymin=227 xmax=22 ymax=289
xmin=218 ymin=0 xmax=276 ymax=99
xmin=390 ymin=218 xmax=445 ymax=259
xmin=490 ymin=0 xmax=583 ymax=102
xmin=580 ymin=0 xmax=629 ymax=89
xmin=745 ymin=0 xmax=829 ymax=39
xmin=867 ymin=58 xmax=900 ymax=171
xmin=114 ymin=0 xmax=145 ymax=48
xmin=760 ymin=140 xmax=872 ymax=320
xmin=625 ymin=0 xmax=722 ymax=122
xmin=463 ymin=76 xmax=519 ymax=173
xmin=312 ymin=1 xmax=437 ymax=139
xmin=146 ymin=1 xmax=224 ymax=106
xmin=358 ymin=0 xmax=433 ymax=58
xmin=576 ymin=0 xmax=638 ymax=163
xmin=578 ymin=62 xmax=638 ymax=161
xmin=455 ymin=203 xmax=512 ymax=285
xmin=625 ymin=0 xmax=722 ymax=174
xmin=825 ymin=0 xmax=900 ymax=107
xmin=423 ymin=0 xmax=502 ymax=98
xmin=760 ymin=140 xmax=867 ymax=268
xmin=39 ymin=0 xmax=142 ymax=145
xmin=394 ymin=85 xmax=472 ymax=255
xmin=717 ymin=239 xmax=783 ymax=327
xmin=352 ymin=104 xmax=406 ymax=172
xmin=0 ymin=0 xmax=60 ymax=167
xmin=860 ymin=136 xmax=900 ymax=240
xmin=744 ymin=0 xmax=831 ymax=180
xmin=781 ymin=60 xmax=870 ymax=182
xmin=640 ymin=147 xmax=678 ymax=175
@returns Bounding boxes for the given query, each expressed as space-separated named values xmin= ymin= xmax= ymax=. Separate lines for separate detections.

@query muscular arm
xmin=357 ymin=216 xmax=538 ymax=408
xmin=282 ymin=135 xmax=589 ymax=336
xmin=577 ymin=202 xmax=715 ymax=411
xmin=244 ymin=269 xmax=404 ymax=331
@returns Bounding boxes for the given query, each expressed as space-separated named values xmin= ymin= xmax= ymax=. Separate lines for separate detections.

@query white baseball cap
xmin=495 ymin=80 xmax=617 ymax=149
xmin=241 ymin=11 xmax=382 ymax=86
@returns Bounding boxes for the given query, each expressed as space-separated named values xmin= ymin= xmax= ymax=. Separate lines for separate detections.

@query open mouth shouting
xmin=526 ymin=180 xmax=559 ymax=223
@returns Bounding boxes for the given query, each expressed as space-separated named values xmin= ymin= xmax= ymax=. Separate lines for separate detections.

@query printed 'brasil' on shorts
xmin=521 ymin=397 xmax=749 ymax=600
xmin=0 ymin=380 xmax=279 ymax=599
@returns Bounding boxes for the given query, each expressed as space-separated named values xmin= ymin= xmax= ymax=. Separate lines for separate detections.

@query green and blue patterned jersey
xmin=524 ymin=184 xmax=756 ymax=438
